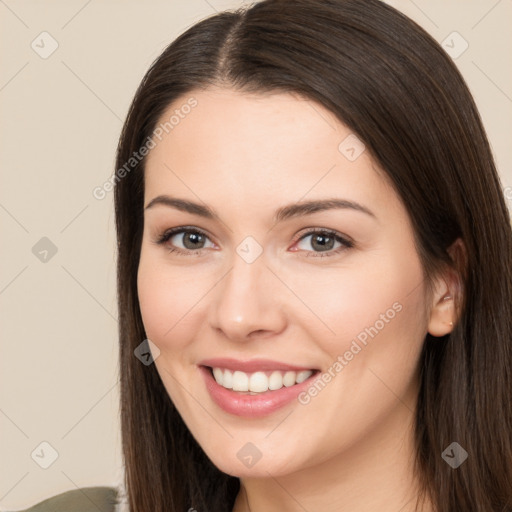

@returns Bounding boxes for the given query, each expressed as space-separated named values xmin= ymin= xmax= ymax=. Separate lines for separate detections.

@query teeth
xmin=223 ymin=369 xmax=233 ymax=389
xmin=211 ymin=367 xmax=314 ymax=393
xmin=269 ymin=371 xmax=283 ymax=390
xmin=212 ymin=367 xmax=224 ymax=385
xmin=249 ymin=372 xmax=268 ymax=393
xmin=232 ymin=371 xmax=249 ymax=391
xmin=296 ymin=370 xmax=312 ymax=383
xmin=283 ymin=371 xmax=296 ymax=387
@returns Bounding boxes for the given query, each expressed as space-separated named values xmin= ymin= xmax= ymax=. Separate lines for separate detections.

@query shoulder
xmin=5 ymin=487 xmax=121 ymax=512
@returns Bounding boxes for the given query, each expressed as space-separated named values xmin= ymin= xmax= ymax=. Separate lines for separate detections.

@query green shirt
xmin=6 ymin=487 xmax=119 ymax=512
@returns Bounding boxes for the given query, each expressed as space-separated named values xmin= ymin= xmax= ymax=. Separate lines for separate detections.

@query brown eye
xmin=178 ymin=231 xmax=207 ymax=250
xmin=293 ymin=229 xmax=353 ymax=257
xmin=155 ymin=227 xmax=215 ymax=254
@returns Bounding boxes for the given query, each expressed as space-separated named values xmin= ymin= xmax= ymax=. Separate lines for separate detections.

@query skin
xmin=137 ymin=87 xmax=458 ymax=512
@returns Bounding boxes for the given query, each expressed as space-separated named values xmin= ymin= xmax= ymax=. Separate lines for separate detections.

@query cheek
xmin=286 ymin=257 xmax=428 ymax=463
xmin=136 ymin=256 xmax=207 ymax=414
xmin=136 ymin=254 xmax=207 ymax=353
xmin=289 ymin=259 xmax=425 ymax=349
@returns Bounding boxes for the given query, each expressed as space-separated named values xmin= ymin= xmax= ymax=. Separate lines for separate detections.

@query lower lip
xmin=199 ymin=366 xmax=318 ymax=418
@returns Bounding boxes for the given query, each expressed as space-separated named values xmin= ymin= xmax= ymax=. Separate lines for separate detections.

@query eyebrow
xmin=144 ymin=195 xmax=376 ymax=222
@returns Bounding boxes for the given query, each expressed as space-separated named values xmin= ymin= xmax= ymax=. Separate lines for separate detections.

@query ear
xmin=427 ymin=238 xmax=466 ymax=337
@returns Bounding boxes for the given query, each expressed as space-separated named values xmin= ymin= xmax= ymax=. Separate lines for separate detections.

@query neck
xmin=232 ymin=392 xmax=433 ymax=512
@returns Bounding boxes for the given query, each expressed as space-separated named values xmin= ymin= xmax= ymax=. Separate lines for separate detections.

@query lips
xmin=199 ymin=357 xmax=316 ymax=373
xmin=198 ymin=358 xmax=320 ymax=417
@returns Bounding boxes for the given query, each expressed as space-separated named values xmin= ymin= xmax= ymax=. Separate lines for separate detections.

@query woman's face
xmin=137 ymin=87 xmax=435 ymax=478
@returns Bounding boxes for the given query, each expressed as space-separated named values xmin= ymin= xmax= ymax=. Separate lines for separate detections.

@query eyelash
xmin=153 ymin=226 xmax=354 ymax=258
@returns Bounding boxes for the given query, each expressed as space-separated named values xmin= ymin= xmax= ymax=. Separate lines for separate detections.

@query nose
xmin=207 ymin=250 xmax=287 ymax=342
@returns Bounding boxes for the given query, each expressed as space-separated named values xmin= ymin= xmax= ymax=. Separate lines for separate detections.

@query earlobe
xmin=427 ymin=238 xmax=466 ymax=337
xmin=427 ymin=293 xmax=456 ymax=337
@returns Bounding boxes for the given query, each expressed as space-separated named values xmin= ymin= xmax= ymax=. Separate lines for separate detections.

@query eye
xmin=153 ymin=226 xmax=353 ymax=258
xmin=291 ymin=228 xmax=353 ymax=257
xmin=154 ymin=226 xmax=215 ymax=255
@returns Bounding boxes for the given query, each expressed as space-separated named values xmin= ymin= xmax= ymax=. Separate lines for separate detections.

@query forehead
xmin=143 ymin=87 xmax=400 ymax=221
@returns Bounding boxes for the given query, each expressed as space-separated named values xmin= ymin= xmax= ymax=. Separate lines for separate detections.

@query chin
xmin=199 ymin=441 xmax=303 ymax=479
xmin=215 ymin=457 xmax=295 ymax=479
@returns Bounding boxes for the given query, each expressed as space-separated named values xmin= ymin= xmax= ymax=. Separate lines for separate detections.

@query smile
xmin=198 ymin=359 xmax=320 ymax=417
xmin=211 ymin=367 xmax=314 ymax=393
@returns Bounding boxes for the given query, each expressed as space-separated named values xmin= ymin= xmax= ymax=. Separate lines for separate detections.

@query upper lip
xmin=199 ymin=357 xmax=317 ymax=373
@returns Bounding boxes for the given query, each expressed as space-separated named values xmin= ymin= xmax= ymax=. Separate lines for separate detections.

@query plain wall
xmin=1 ymin=0 xmax=511 ymax=508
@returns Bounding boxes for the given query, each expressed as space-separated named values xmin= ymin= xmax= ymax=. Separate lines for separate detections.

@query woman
xmin=113 ymin=0 xmax=512 ymax=510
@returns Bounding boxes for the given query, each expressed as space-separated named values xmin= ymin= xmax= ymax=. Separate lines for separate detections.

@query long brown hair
xmin=113 ymin=0 xmax=512 ymax=510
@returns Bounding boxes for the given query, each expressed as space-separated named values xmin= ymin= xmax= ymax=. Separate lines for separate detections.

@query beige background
xmin=1 ymin=0 xmax=511 ymax=509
